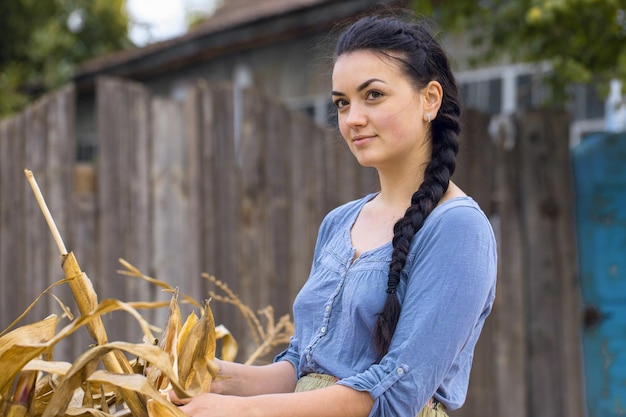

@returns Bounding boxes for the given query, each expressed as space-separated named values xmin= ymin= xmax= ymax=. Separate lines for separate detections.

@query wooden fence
xmin=0 ymin=77 xmax=583 ymax=417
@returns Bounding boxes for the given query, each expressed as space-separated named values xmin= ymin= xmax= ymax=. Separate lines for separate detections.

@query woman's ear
xmin=423 ymin=80 xmax=443 ymax=119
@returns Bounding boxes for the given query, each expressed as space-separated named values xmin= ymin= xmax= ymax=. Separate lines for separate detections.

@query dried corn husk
xmin=147 ymin=291 xmax=181 ymax=391
xmin=176 ymin=300 xmax=216 ymax=396
xmin=215 ymin=325 xmax=237 ymax=362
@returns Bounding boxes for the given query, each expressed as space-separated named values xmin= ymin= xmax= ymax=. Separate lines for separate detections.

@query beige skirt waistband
xmin=294 ymin=373 xmax=448 ymax=416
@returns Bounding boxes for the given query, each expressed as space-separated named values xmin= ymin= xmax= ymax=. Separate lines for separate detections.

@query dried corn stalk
xmin=0 ymin=170 xmax=229 ymax=416
xmin=204 ymin=274 xmax=294 ymax=365
xmin=0 ymin=169 xmax=293 ymax=416
xmin=0 ymin=282 xmax=235 ymax=417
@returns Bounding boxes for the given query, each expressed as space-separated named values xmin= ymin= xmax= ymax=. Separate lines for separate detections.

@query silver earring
xmin=426 ymin=113 xmax=431 ymax=123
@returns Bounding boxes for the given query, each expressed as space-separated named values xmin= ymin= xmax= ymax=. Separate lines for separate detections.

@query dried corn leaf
xmin=1 ymin=300 xmax=156 ymax=417
xmin=51 ymin=299 xmax=156 ymax=349
xmin=215 ymin=324 xmax=237 ymax=362
xmin=23 ymin=359 xmax=72 ymax=375
xmin=0 ymin=315 xmax=58 ymax=397
xmin=0 ymin=315 xmax=57 ymax=357
xmin=0 ymin=345 xmax=51 ymax=402
xmin=191 ymin=357 xmax=213 ymax=393
xmin=42 ymin=341 xmax=193 ymax=417
xmin=177 ymin=300 xmax=215 ymax=392
xmin=176 ymin=312 xmax=198 ymax=358
xmin=1 ymin=299 xmax=153 ymax=377
xmin=160 ymin=293 xmax=181 ymax=359
xmin=147 ymin=292 xmax=181 ymax=390
xmin=117 ymin=259 xmax=201 ymax=310
xmin=87 ymin=371 xmax=185 ymax=417
xmin=146 ymin=398 xmax=188 ymax=417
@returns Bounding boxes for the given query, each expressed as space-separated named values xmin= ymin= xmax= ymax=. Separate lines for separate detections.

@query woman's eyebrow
xmin=332 ymin=78 xmax=385 ymax=96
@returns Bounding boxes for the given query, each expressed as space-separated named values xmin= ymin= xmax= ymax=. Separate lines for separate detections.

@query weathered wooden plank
xmin=97 ymin=77 xmax=151 ymax=343
xmin=288 ymin=113 xmax=324 ymax=302
xmin=519 ymin=110 xmax=559 ymax=417
xmin=337 ymin=138 xmax=360 ymax=205
xmin=97 ymin=76 xmax=123 ymax=301
xmin=183 ymin=86 xmax=203 ymax=306
xmin=535 ymin=110 xmax=583 ymax=417
xmin=121 ymin=78 xmax=152 ymax=343
xmin=238 ymin=86 xmax=267 ymax=343
xmin=70 ymin=162 xmax=98 ymax=356
xmin=198 ymin=82 xmax=217 ymax=292
xmin=12 ymin=113 xmax=26 ymax=324
xmin=456 ymin=109 xmax=495 ymax=214
xmin=0 ymin=115 xmax=25 ymax=331
xmin=517 ymin=110 xmax=581 ymax=417
xmin=264 ymin=91 xmax=292 ymax=324
xmin=204 ymin=83 xmax=248 ymax=359
xmin=108 ymin=79 xmax=154 ymax=346
xmin=322 ymin=132 xmax=345 ymax=211
xmin=45 ymin=85 xmax=77 ymax=358
xmin=492 ymin=116 xmax=527 ymax=417
xmin=23 ymin=99 xmax=51 ymax=327
xmin=124 ymin=80 xmax=152 ymax=312
xmin=96 ymin=76 xmax=125 ymax=343
xmin=151 ymin=96 xmax=191 ymax=327
xmin=0 ymin=118 xmax=6 ymax=328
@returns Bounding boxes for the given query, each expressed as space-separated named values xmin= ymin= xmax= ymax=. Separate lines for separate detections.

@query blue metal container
xmin=573 ymin=132 xmax=626 ymax=416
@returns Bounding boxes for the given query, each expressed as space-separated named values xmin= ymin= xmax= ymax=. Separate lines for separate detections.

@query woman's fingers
xmin=167 ymin=389 xmax=191 ymax=405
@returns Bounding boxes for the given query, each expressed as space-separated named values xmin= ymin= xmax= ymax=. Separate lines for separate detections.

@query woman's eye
xmin=334 ymin=98 xmax=348 ymax=109
xmin=366 ymin=91 xmax=383 ymax=100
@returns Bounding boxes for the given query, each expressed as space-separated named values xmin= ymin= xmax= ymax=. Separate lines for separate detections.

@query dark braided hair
xmin=334 ymin=13 xmax=461 ymax=361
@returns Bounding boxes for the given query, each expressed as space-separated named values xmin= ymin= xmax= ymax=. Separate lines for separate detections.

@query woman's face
xmin=331 ymin=50 xmax=432 ymax=170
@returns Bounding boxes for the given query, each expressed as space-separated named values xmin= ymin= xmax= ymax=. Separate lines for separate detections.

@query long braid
xmin=334 ymin=13 xmax=462 ymax=361
xmin=374 ymin=97 xmax=460 ymax=360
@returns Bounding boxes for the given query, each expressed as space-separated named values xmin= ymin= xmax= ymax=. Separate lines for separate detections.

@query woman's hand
xmin=174 ymin=393 xmax=248 ymax=417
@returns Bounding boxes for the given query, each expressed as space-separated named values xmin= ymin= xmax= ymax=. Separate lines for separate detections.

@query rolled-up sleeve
xmin=274 ymin=336 xmax=301 ymax=372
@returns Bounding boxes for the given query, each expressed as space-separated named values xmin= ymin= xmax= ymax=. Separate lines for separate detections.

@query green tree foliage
xmin=414 ymin=0 xmax=626 ymax=99
xmin=0 ymin=0 xmax=132 ymax=117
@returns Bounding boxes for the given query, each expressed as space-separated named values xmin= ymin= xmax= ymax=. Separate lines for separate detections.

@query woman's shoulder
xmin=425 ymin=196 xmax=494 ymax=238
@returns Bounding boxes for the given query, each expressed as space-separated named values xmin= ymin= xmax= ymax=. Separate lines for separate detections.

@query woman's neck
xmin=375 ymin=164 xmax=425 ymax=210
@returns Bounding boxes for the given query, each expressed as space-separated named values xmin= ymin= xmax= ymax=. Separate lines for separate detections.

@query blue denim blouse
xmin=275 ymin=193 xmax=497 ymax=417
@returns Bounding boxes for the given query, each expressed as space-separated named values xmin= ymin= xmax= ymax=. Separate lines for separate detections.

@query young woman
xmin=173 ymin=12 xmax=497 ymax=417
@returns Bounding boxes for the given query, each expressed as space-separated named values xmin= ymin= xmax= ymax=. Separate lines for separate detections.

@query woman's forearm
xmin=212 ymin=359 xmax=297 ymax=396
xmin=179 ymin=384 xmax=374 ymax=417
xmin=243 ymin=385 xmax=374 ymax=417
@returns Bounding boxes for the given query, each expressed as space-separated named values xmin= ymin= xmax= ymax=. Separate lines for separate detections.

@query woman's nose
xmin=345 ymin=104 xmax=367 ymax=127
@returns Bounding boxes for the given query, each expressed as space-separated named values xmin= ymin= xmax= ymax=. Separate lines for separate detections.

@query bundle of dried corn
xmin=0 ymin=171 xmax=237 ymax=417
xmin=0 ymin=271 xmax=243 ymax=417
xmin=0 ymin=261 xmax=247 ymax=416
xmin=3 ymin=170 xmax=293 ymax=416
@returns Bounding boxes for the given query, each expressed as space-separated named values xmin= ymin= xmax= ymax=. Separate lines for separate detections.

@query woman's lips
xmin=352 ymin=135 xmax=375 ymax=145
